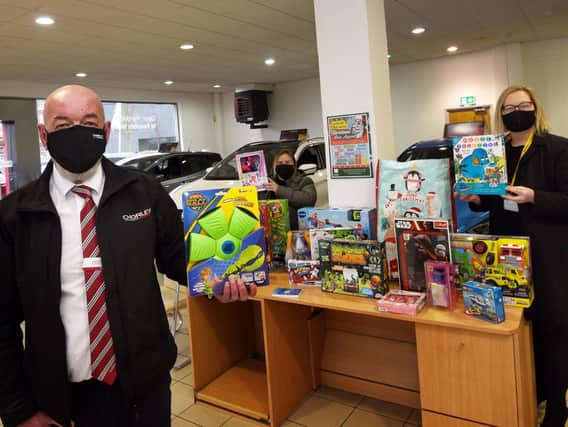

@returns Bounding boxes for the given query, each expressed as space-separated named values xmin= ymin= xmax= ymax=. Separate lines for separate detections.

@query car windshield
xmin=205 ymin=141 xmax=300 ymax=180
xmin=121 ymin=154 xmax=164 ymax=170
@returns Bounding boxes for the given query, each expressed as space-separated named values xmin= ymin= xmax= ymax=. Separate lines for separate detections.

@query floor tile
xmin=405 ymin=409 xmax=421 ymax=425
xmin=179 ymin=404 xmax=230 ymax=427
xmin=343 ymin=408 xmax=404 ymax=427
xmin=171 ymin=381 xmax=195 ymax=415
xmin=171 ymin=416 xmax=200 ymax=427
xmin=288 ymin=395 xmax=352 ymax=427
xmin=171 ymin=362 xmax=193 ymax=381
xmin=357 ymin=397 xmax=412 ymax=421
xmin=314 ymin=385 xmax=363 ymax=407
xmin=221 ymin=417 xmax=261 ymax=426
xmin=175 ymin=330 xmax=191 ymax=356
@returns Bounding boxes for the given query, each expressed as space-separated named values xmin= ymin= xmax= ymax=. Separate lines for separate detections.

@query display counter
xmin=186 ymin=272 xmax=536 ymax=426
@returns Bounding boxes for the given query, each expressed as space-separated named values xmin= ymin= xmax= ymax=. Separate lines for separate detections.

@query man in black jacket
xmin=0 ymin=85 xmax=255 ymax=427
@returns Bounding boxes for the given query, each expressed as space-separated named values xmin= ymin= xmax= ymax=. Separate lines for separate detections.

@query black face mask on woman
xmin=275 ymin=164 xmax=295 ymax=181
xmin=47 ymin=125 xmax=107 ymax=173
xmin=502 ymin=110 xmax=536 ymax=132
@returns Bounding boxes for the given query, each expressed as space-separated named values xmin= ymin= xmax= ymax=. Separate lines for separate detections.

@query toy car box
xmin=287 ymin=259 xmax=321 ymax=285
xmin=259 ymin=199 xmax=289 ymax=261
xmin=377 ymin=290 xmax=426 ymax=316
xmin=463 ymin=281 xmax=505 ymax=323
xmin=424 ymin=260 xmax=456 ymax=310
xmin=183 ymin=186 xmax=269 ymax=296
xmin=320 ymin=239 xmax=386 ymax=299
xmin=451 ymin=233 xmax=532 ymax=307
xmin=297 ymin=207 xmax=377 ymax=240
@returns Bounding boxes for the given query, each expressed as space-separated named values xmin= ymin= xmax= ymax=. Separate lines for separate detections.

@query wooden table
xmin=187 ymin=272 xmax=536 ymax=426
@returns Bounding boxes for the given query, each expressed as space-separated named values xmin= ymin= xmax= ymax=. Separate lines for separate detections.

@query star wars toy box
xmin=377 ymin=290 xmax=426 ymax=316
xmin=424 ymin=260 xmax=456 ymax=310
xmin=450 ymin=233 xmax=533 ymax=307
xmin=259 ymin=199 xmax=289 ymax=261
xmin=394 ymin=218 xmax=452 ymax=293
xmin=288 ymin=260 xmax=321 ymax=285
xmin=453 ymin=134 xmax=508 ymax=195
xmin=376 ymin=159 xmax=454 ymax=280
xmin=463 ymin=281 xmax=505 ymax=323
xmin=320 ymin=239 xmax=386 ymax=299
xmin=297 ymin=207 xmax=377 ymax=240
xmin=183 ymin=186 xmax=269 ymax=297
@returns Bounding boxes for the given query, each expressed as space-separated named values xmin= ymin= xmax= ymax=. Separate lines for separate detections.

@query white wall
xmin=221 ymin=91 xmax=263 ymax=155
xmin=389 ymin=44 xmax=520 ymax=154
xmin=522 ymin=37 xmax=568 ymax=137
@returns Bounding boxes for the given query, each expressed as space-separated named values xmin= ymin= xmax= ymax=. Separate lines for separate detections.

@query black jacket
xmin=0 ymin=158 xmax=187 ymax=427
xmin=470 ymin=132 xmax=568 ymax=326
xmin=273 ymin=174 xmax=316 ymax=229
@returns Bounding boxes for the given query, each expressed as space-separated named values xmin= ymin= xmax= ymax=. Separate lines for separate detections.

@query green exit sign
xmin=460 ymin=96 xmax=476 ymax=106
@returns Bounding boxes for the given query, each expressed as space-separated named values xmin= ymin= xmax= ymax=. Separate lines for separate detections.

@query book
xmin=235 ymin=150 xmax=268 ymax=188
xmin=272 ymin=287 xmax=303 ymax=298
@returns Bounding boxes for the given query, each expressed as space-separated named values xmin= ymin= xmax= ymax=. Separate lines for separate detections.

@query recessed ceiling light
xmin=180 ymin=44 xmax=194 ymax=50
xmin=387 ymin=53 xmax=391 ymax=59
xmin=164 ymin=80 xmax=174 ymax=85
xmin=75 ymin=72 xmax=87 ymax=78
xmin=264 ymin=58 xmax=276 ymax=66
xmin=35 ymin=16 xmax=55 ymax=26
xmin=213 ymin=84 xmax=222 ymax=88
xmin=411 ymin=27 xmax=425 ymax=35
xmin=447 ymin=46 xmax=458 ymax=53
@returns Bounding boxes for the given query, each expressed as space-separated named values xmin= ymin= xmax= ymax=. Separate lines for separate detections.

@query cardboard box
xmin=259 ymin=199 xmax=289 ymax=261
xmin=377 ymin=290 xmax=426 ymax=316
xmin=287 ymin=259 xmax=321 ymax=285
xmin=463 ymin=281 xmax=505 ymax=323
xmin=297 ymin=207 xmax=377 ymax=240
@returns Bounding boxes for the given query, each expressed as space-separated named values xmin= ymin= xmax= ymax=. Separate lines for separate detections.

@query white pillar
xmin=314 ymin=0 xmax=396 ymax=208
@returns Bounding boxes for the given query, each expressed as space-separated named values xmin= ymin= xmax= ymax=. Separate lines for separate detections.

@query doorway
xmin=446 ymin=105 xmax=492 ymax=134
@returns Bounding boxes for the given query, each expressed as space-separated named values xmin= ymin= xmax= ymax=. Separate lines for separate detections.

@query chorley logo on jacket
xmin=122 ymin=208 xmax=152 ymax=222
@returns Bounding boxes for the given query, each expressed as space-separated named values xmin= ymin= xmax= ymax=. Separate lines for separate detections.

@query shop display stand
xmin=186 ymin=272 xmax=536 ymax=427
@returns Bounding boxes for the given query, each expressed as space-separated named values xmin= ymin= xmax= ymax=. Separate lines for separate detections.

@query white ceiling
xmin=1 ymin=0 xmax=568 ymax=93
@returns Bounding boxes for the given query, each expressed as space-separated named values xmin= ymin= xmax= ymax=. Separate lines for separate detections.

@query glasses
xmin=501 ymin=101 xmax=534 ymax=115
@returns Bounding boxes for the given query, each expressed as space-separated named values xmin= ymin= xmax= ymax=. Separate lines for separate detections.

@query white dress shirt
xmin=49 ymin=164 xmax=105 ymax=382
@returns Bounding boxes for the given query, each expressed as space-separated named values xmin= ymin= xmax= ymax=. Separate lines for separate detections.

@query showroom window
xmin=36 ymin=100 xmax=180 ymax=170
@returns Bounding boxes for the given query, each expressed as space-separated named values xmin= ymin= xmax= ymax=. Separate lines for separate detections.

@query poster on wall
xmin=327 ymin=112 xmax=372 ymax=179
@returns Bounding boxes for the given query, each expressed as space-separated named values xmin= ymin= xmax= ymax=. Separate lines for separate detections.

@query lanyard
xmin=510 ymin=131 xmax=534 ymax=186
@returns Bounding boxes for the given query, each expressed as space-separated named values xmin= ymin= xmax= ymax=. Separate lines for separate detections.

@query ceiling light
xmin=264 ymin=58 xmax=276 ymax=66
xmin=180 ymin=44 xmax=194 ymax=50
xmin=411 ymin=27 xmax=425 ymax=35
xmin=213 ymin=84 xmax=222 ymax=88
xmin=35 ymin=16 xmax=55 ymax=26
xmin=164 ymin=80 xmax=174 ymax=85
xmin=75 ymin=72 xmax=87 ymax=78
xmin=447 ymin=46 xmax=458 ymax=53
xmin=387 ymin=54 xmax=391 ymax=59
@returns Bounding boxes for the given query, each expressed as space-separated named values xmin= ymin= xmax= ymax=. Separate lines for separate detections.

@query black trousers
xmin=532 ymin=319 xmax=568 ymax=427
xmin=69 ymin=376 xmax=171 ymax=427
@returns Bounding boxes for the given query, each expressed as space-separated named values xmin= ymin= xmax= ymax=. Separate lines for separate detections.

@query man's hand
xmin=502 ymin=185 xmax=534 ymax=204
xmin=17 ymin=411 xmax=62 ymax=427
xmin=454 ymin=192 xmax=481 ymax=205
xmin=264 ymin=178 xmax=279 ymax=193
xmin=215 ymin=276 xmax=258 ymax=303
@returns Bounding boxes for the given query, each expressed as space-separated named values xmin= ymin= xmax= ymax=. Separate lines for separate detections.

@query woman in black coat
xmin=458 ymin=85 xmax=568 ymax=426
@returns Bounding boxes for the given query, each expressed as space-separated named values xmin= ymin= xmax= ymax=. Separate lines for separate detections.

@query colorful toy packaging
xmin=183 ymin=186 xmax=269 ymax=297
xmin=394 ymin=218 xmax=452 ymax=293
xmin=235 ymin=150 xmax=268 ymax=189
xmin=450 ymin=233 xmax=532 ymax=307
xmin=297 ymin=207 xmax=377 ymax=240
xmin=287 ymin=260 xmax=321 ymax=285
xmin=453 ymin=134 xmax=507 ymax=195
xmin=376 ymin=159 xmax=453 ymax=280
xmin=424 ymin=260 xmax=456 ymax=310
xmin=320 ymin=239 xmax=386 ymax=299
xmin=377 ymin=290 xmax=426 ymax=316
xmin=308 ymin=227 xmax=357 ymax=260
xmin=285 ymin=230 xmax=311 ymax=261
xmin=259 ymin=199 xmax=289 ymax=261
xmin=463 ymin=281 xmax=506 ymax=323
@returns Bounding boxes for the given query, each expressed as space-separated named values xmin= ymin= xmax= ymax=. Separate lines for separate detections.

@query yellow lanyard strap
xmin=510 ymin=131 xmax=534 ymax=186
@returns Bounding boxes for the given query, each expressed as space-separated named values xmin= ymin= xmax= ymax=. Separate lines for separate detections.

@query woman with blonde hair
xmin=458 ymin=85 xmax=568 ymax=426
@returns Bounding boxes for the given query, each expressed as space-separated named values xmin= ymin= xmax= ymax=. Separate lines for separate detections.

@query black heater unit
xmin=234 ymin=90 xmax=269 ymax=128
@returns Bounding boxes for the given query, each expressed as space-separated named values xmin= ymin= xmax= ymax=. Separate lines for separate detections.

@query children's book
xmin=235 ymin=150 xmax=268 ymax=188
xmin=272 ymin=287 xmax=303 ymax=298
xmin=453 ymin=134 xmax=507 ymax=195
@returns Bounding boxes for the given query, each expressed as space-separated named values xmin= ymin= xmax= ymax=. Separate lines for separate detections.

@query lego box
xmin=297 ymin=207 xmax=377 ymax=240
xmin=451 ymin=233 xmax=533 ymax=307
xmin=463 ymin=281 xmax=506 ymax=323
xmin=183 ymin=186 xmax=269 ymax=297
xmin=320 ymin=239 xmax=386 ymax=299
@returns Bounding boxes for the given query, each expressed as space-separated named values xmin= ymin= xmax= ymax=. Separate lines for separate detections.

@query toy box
xmin=297 ymin=207 xmax=377 ymax=240
xmin=183 ymin=186 xmax=269 ymax=296
xmin=394 ymin=218 xmax=452 ymax=292
xmin=308 ymin=227 xmax=357 ymax=260
xmin=463 ymin=281 xmax=505 ymax=323
xmin=285 ymin=230 xmax=311 ymax=262
xmin=451 ymin=233 xmax=532 ymax=307
xmin=259 ymin=199 xmax=289 ymax=261
xmin=377 ymin=290 xmax=426 ymax=316
xmin=453 ymin=134 xmax=507 ymax=195
xmin=287 ymin=259 xmax=321 ymax=285
xmin=320 ymin=239 xmax=386 ymax=299
xmin=424 ymin=260 xmax=456 ymax=310
xmin=235 ymin=150 xmax=268 ymax=189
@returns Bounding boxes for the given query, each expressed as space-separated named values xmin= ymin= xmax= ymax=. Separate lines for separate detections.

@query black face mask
xmin=47 ymin=125 xmax=107 ymax=173
xmin=502 ymin=110 xmax=536 ymax=132
xmin=275 ymin=164 xmax=295 ymax=181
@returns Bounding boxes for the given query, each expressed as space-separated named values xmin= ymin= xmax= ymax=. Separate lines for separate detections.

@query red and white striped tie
xmin=72 ymin=185 xmax=117 ymax=385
